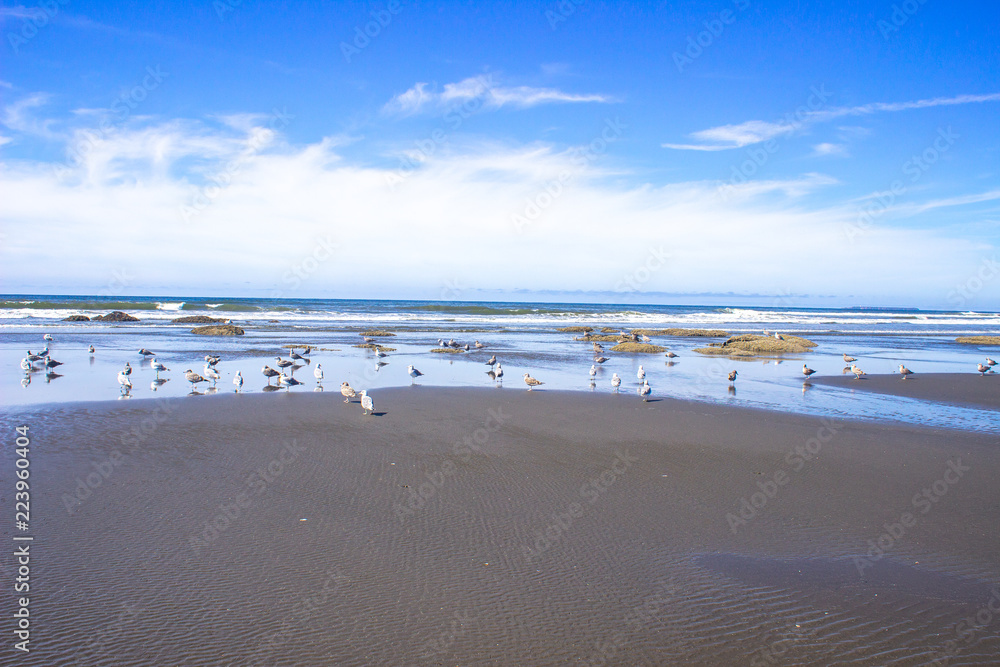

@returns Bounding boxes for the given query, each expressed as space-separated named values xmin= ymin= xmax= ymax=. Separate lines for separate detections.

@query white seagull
xmin=20 ymin=357 xmax=32 ymax=372
xmin=122 ymin=362 xmax=132 ymax=376
xmin=408 ymin=365 xmax=424 ymax=382
xmin=88 ymin=345 xmax=95 ymax=354
xmin=360 ymin=389 xmax=374 ymax=415
xmin=117 ymin=370 xmax=132 ymax=392
xmin=233 ymin=372 xmax=243 ymax=391
xmin=43 ymin=333 xmax=53 ymax=341
xmin=203 ymin=364 xmax=221 ymax=385
xmin=639 ymin=380 xmax=651 ymax=402
xmin=612 ymin=373 xmax=621 ymax=392
xmin=151 ymin=358 xmax=169 ymax=377
xmin=314 ymin=363 xmax=324 ymax=383
xmin=589 ymin=364 xmax=597 ymax=380
xmin=494 ymin=364 xmax=504 ymax=383
xmin=637 ymin=365 xmax=645 ymax=381
xmin=850 ymin=364 xmax=866 ymax=380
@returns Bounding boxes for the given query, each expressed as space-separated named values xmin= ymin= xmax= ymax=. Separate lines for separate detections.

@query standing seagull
xmin=184 ymin=369 xmax=207 ymax=390
xmin=485 ymin=355 xmax=497 ymax=367
xmin=728 ymin=370 xmax=738 ymax=385
xmin=233 ymin=372 xmax=243 ymax=392
xmin=843 ymin=353 xmax=857 ymax=363
xmin=275 ymin=356 xmax=294 ymax=372
xmin=360 ymin=389 xmax=374 ymax=416
xmin=494 ymin=364 xmax=504 ymax=384
xmin=340 ymin=382 xmax=357 ymax=403
xmin=313 ymin=363 xmax=324 ymax=384
xmin=474 ymin=341 xmax=485 ymax=349
xmin=45 ymin=356 xmax=63 ymax=369
xmin=290 ymin=349 xmax=305 ymax=362
xmin=122 ymin=362 xmax=132 ymax=376
xmin=278 ymin=373 xmax=302 ymax=389
xmin=589 ymin=364 xmax=597 ymax=380
xmin=88 ymin=345 xmax=95 ymax=354
xmin=408 ymin=365 xmax=424 ymax=382
xmin=665 ymin=351 xmax=678 ymax=359
xmin=139 ymin=348 xmax=155 ymax=358
xmin=898 ymin=364 xmax=913 ymax=379
xmin=639 ymin=379 xmax=651 ymax=402
xmin=850 ymin=364 xmax=866 ymax=380
xmin=637 ymin=365 xmax=645 ymax=381
xmin=20 ymin=357 xmax=33 ymax=372
xmin=986 ymin=357 xmax=997 ymax=367
xmin=151 ymin=358 xmax=169 ymax=377
xmin=612 ymin=373 xmax=621 ymax=392
xmin=117 ymin=370 xmax=132 ymax=393
xmin=977 ymin=363 xmax=991 ymax=376
xmin=375 ymin=348 xmax=388 ymax=360
xmin=802 ymin=364 xmax=817 ymax=378
xmin=43 ymin=333 xmax=54 ymax=341
xmin=203 ymin=364 xmax=221 ymax=385
xmin=523 ymin=373 xmax=544 ymax=391
xmin=262 ymin=365 xmax=280 ymax=385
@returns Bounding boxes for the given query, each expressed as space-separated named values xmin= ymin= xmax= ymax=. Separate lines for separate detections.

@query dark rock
xmin=191 ymin=324 xmax=245 ymax=336
xmin=172 ymin=315 xmax=228 ymax=324
xmin=93 ymin=311 xmax=140 ymax=322
xmin=63 ymin=315 xmax=90 ymax=321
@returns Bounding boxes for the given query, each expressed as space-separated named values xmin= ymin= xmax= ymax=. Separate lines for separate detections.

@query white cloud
xmin=384 ymin=75 xmax=611 ymax=115
xmin=2 ymin=93 xmax=59 ymax=139
xmin=0 ymin=115 xmax=992 ymax=306
xmin=664 ymin=92 xmax=1000 ymax=151
xmin=812 ymin=142 xmax=848 ymax=157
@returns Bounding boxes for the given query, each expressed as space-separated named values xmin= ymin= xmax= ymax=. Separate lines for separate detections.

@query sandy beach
xmin=3 ymin=385 xmax=999 ymax=665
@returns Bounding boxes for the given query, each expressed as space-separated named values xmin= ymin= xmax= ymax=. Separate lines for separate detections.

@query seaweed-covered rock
xmin=956 ymin=336 xmax=1000 ymax=345
xmin=93 ymin=311 xmax=140 ymax=322
xmin=609 ymin=342 xmax=667 ymax=353
xmin=694 ymin=334 xmax=816 ymax=357
xmin=631 ymin=328 xmax=728 ymax=337
xmin=172 ymin=315 xmax=228 ymax=324
xmin=63 ymin=315 xmax=90 ymax=321
xmin=191 ymin=324 xmax=245 ymax=336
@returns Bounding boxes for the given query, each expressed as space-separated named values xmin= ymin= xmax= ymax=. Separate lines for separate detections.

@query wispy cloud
xmin=663 ymin=92 xmax=1000 ymax=151
xmin=812 ymin=142 xmax=849 ymax=157
xmin=0 ymin=5 xmax=44 ymax=20
xmin=383 ymin=75 xmax=611 ymax=115
xmin=2 ymin=93 xmax=58 ymax=139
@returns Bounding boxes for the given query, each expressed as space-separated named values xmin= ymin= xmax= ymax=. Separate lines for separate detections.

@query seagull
xmin=360 ymin=389 xmax=374 ymax=415
xmin=485 ymin=355 xmax=497 ymax=367
xmin=20 ymin=357 xmax=32 ymax=372
xmin=843 ymin=354 xmax=857 ymax=363
xmin=118 ymin=370 xmax=131 ymax=392
xmin=26 ymin=351 xmax=43 ymax=362
xmin=38 ymin=346 xmax=49 ymax=357
xmin=341 ymin=382 xmax=357 ymax=402
xmin=802 ymin=364 xmax=816 ymax=378
xmin=438 ymin=339 xmax=445 ymax=347
xmin=275 ymin=357 xmax=294 ymax=372
xmin=375 ymin=348 xmax=388 ymax=359
xmin=43 ymin=333 xmax=53 ymax=341
xmin=898 ymin=364 xmax=913 ymax=379
xmin=640 ymin=334 xmax=651 ymax=343
xmin=203 ymin=364 xmax=221 ymax=384
xmin=262 ymin=365 xmax=280 ymax=385
xmin=589 ymin=364 xmax=597 ymax=380
xmin=151 ymin=358 xmax=169 ymax=377
xmin=185 ymin=369 xmax=207 ymax=389
xmin=977 ymin=363 xmax=991 ymax=376
xmin=728 ymin=370 xmax=738 ymax=385
xmin=474 ymin=341 xmax=485 ymax=349
xmin=233 ymin=372 xmax=243 ymax=391
xmin=408 ymin=365 xmax=424 ymax=382
xmin=593 ymin=343 xmax=604 ymax=353
xmin=665 ymin=351 xmax=678 ymax=359
xmin=139 ymin=348 xmax=154 ymax=358
xmin=278 ymin=373 xmax=301 ymax=389
xmin=463 ymin=344 xmax=470 ymax=351
xmin=774 ymin=332 xmax=784 ymax=340
xmin=639 ymin=380 xmax=651 ymax=402
xmin=612 ymin=373 xmax=621 ymax=392
xmin=850 ymin=364 xmax=866 ymax=379
xmin=88 ymin=345 xmax=95 ymax=354
xmin=122 ymin=362 xmax=132 ymax=376
xmin=44 ymin=356 xmax=63 ymax=369
xmin=594 ymin=356 xmax=609 ymax=364
xmin=987 ymin=357 xmax=997 ymax=367
xmin=313 ymin=363 xmax=324 ymax=383
xmin=301 ymin=346 xmax=311 ymax=356
xmin=523 ymin=373 xmax=544 ymax=391
xmin=290 ymin=349 xmax=305 ymax=361
xmin=494 ymin=364 xmax=503 ymax=383
xmin=637 ymin=365 xmax=645 ymax=381
xmin=205 ymin=355 xmax=221 ymax=366
xmin=362 ymin=336 xmax=375 ymax=344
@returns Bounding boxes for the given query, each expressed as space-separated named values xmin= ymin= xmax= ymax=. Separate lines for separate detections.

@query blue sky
xmin=1 ymin=0 xmax=998 ymax=309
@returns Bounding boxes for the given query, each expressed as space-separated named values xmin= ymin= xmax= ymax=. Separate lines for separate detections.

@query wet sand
xmin=811 ymin=372 xmax=1000 ymax=410
xmin=3 ymin=389 xmax=1000 ymax=665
